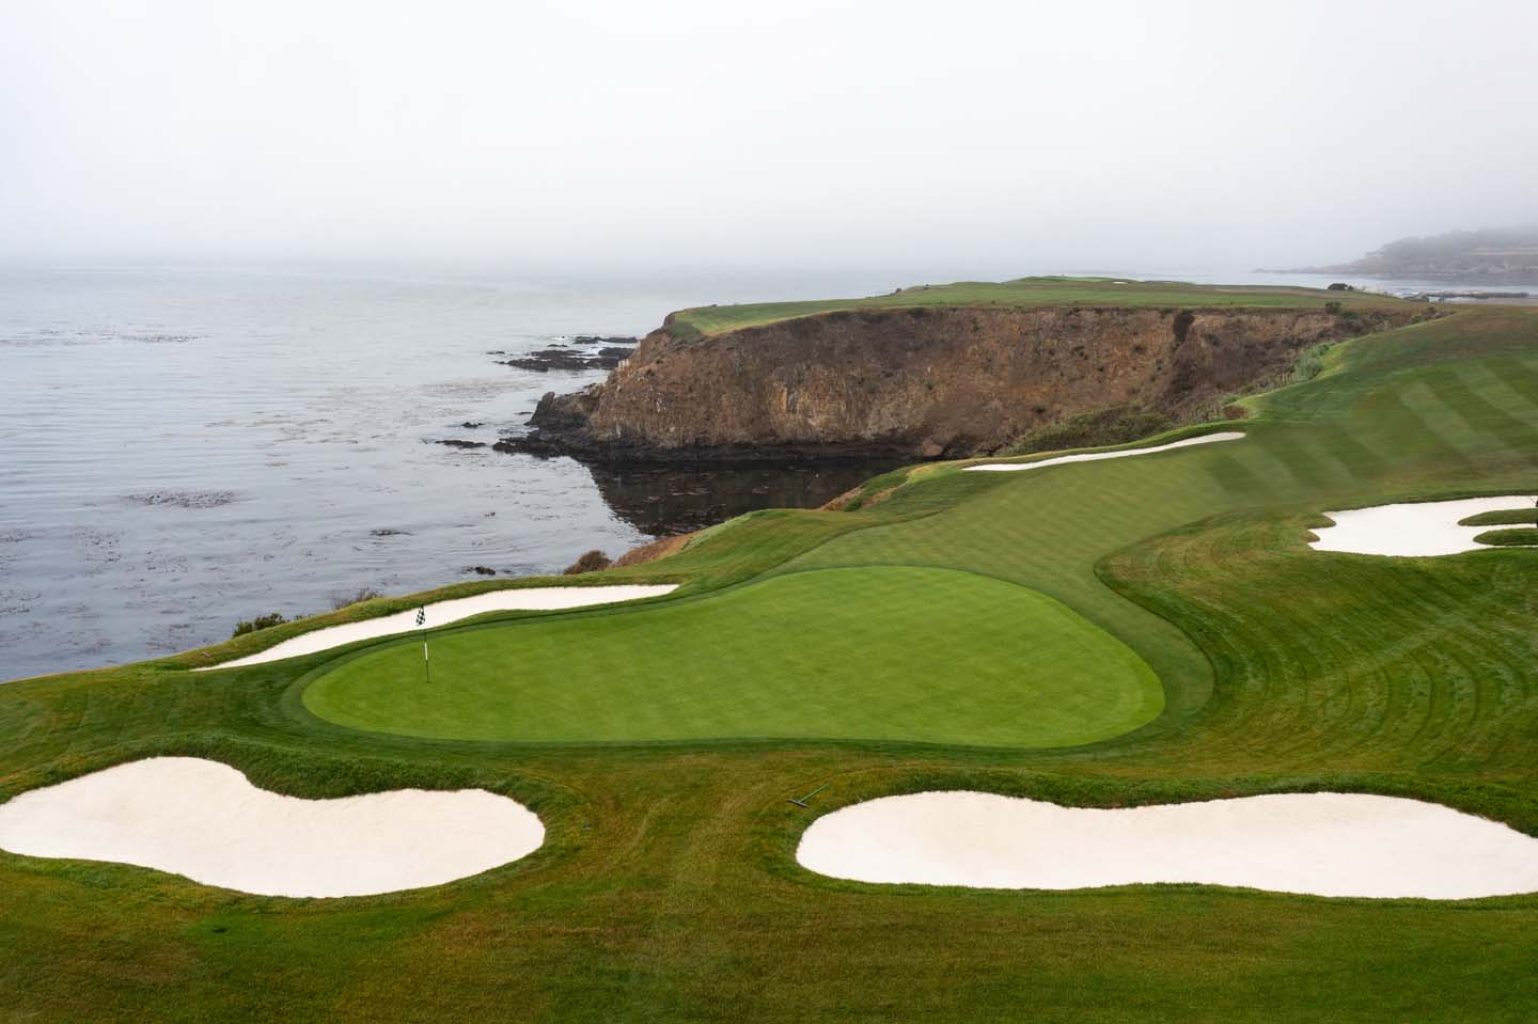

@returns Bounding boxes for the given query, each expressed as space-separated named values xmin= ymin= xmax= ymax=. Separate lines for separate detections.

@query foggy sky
xmin=2 ymin=0 xmax=1535 ymax=277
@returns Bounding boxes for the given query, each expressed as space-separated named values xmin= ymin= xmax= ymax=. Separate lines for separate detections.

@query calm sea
xmin=0 ymin=265 xmax=895 ymax=680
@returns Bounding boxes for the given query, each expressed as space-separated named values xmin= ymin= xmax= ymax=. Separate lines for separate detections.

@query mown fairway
xmin=2 ymin=296 xmax=1538 ymax=1022
xmin=303 ymin=566 xmax=1163 ymax=746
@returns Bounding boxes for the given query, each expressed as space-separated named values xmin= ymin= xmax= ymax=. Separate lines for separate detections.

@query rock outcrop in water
xmin=499 ymin=306 xmax=1420 ymax=462
xmin=497 ymin=343 xmax=635 ymax=372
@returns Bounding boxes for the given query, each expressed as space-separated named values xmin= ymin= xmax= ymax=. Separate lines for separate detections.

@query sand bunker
xmin=1311 ymin=495 xmax=1535 ymax=557
xmin=0 ymin=757 xmax=544 ymax=897
xmin=204 ymin=583 xmax=678 ymax=668
xmin=796 ymin=790 xmax=1538 ymax=899
xmin=964 ymin=431 xmax=1244 ymax=473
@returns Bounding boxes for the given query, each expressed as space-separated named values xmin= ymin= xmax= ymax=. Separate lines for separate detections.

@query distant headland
xmin=1287 ymin=226 xmax=1538 ymax=283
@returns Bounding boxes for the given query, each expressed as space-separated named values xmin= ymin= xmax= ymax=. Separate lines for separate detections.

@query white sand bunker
xmin=0 ymin=757 xmax=545 ymax=898
xmin=204 ymin=583 xmax=678 ymax=668
xmin=797 ymin=790 xmax=1538 ymax=899
xmin=1310 ymin=495 xmax=1535 ymax=557
xmin=964 ymin=431 xmax=1244 ymax=473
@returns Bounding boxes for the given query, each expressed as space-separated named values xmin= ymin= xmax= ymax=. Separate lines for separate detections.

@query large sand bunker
xmin=1310 ymin=496 xmax=1535 ymax=557
xmin=0 ymin=757 xmax=545 ymax=897
xmin=796 ymin=791 xmax=1538 ymax=899
xmin=963 ymin=431 xmax=1244 ymax=473
xmin=204 ymin=583 xmax=678 ymax=668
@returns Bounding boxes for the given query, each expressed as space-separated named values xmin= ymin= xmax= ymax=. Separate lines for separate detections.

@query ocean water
xmin=0 ymin=265 xmax=893 ymax=680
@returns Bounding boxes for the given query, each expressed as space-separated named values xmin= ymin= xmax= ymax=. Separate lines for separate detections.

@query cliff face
xmin=508 ymin=305 xmax=1417 ymax=462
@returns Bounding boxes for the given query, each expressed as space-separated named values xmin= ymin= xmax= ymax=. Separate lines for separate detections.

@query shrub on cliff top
xmin=1004 ymin=406 xmax=1172 ymax=456
xmin=1290 ymin=342 xmax=1334 ymax=384
xmin=232 ymin=612 xmax=287 ymax=638
xmin=329 ymin=587 xmax=383 ymax=610
xmin=564 ymin=549 xmax=613 ymax=574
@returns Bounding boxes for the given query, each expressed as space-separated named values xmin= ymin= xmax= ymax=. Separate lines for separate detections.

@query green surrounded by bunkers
xmin=302 ymin=566 xmax=1163 ymax=746
xmin=3 ymin=281 xmax=1538 ymax=1022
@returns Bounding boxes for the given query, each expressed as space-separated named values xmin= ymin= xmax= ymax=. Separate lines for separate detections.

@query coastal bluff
xmin=503 ymin=294 xmax=1420 ymax=463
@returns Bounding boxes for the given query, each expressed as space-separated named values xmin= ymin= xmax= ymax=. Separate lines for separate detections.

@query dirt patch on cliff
xmin=612 ymin=533 xmax=694 ymax=568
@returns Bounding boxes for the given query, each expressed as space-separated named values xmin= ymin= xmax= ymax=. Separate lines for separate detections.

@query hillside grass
xmin=669 ymin=275 xmax=1413 ymax=339
xmin=1 ymin=302 xmax=1537 ymax=1021
xmin=1462 ymin=508 xmax=1537 ymax=526
xmin=1473 ymin=527 xmax=1538 ymax=547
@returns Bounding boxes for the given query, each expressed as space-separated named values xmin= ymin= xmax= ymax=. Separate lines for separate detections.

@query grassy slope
xmin=670 ymin=276 xmax=1413 ymax=339
xmin=1474 ymin=526 xmax=1538 ymax=546
xmin=1462 ymin=508 xmax=1537 ymax=526
xmin=1 ymin=304 xmax=1537 ymax=1021
xmin=302 ymin=566 xmax=1162 ymax=746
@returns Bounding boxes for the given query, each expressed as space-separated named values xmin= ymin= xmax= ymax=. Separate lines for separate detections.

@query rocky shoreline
xmin=488 ymin=336 xmax=636 ymax=373
xmin=498 ymin=382 xmax=946 ymax=464
xmin=494 ymin=426 xmax=926 ymax=465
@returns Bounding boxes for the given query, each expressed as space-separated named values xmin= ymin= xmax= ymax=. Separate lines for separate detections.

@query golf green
xmin=301 ymin=566 xmax=1163 ymax=746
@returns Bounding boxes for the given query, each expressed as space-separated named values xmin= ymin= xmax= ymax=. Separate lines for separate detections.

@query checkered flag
xmin=417 ymin=608 xmax=431 ymax=683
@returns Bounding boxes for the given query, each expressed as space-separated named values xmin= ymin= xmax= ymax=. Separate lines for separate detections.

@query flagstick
xmin=415 ymin=607 xmax=431 ymax=685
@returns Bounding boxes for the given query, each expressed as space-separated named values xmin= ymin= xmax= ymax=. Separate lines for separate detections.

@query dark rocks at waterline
xmin=524 ymin=385 xmax=600 ymax=435
xmin=571 ymin=335 xmax=637 ymax=346
xmin=495 ymin=430 xmax=925 ymax=464
xmin=497 ymin=345 xmax=634 ymax=372
xmin=482 ymin=456 xmax=906 ymax=537
xmin=460 ymin=421 xmax=484 ymax=429
xmin=464 ymin=565 xmax=498 ymax=576
xmin=369 ymin=528 xmax=411 ymax=537
xmin=434 ymin=438 xmax=488 ymax=449
xmin=496 ymin=389 xmax=927 ymax=465
xmin=499 ymin=386 xmax=930 ymax=465
xmin=582 ymin=459 xmax=908 ymax=536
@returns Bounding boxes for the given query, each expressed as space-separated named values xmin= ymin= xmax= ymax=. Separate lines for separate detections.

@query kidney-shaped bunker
xmin=797 ymin=790 xmax=1538 ymax=899
xmin=0 ymin=757 xmax=545 ymax=897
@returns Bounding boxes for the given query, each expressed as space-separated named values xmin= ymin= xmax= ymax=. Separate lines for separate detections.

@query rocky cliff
xmin=502 ymin=305 xmax=1419 ymax=462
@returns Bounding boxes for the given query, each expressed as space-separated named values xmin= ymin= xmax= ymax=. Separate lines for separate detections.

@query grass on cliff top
xmin=2 ymin=308 xmax=1538 ymax=1020
xmin=669 ymin=276 xmax=1415 ymax=339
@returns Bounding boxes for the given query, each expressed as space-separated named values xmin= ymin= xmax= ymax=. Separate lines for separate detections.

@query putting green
xmin=301 ymin=566 xmax=1163 ymax=746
